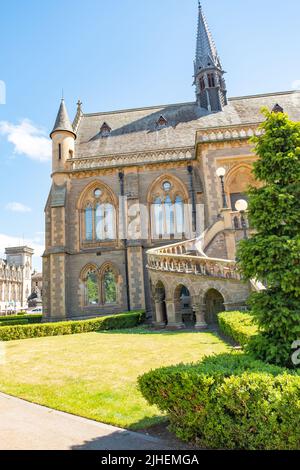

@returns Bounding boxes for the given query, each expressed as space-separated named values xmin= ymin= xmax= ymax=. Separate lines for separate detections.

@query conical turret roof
xmin=50 ymin=99 xmax=76 ymax=138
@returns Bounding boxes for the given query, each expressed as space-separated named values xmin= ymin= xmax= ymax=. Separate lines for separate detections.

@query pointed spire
xmin=50 ymin=99 xmax=76 ymax=139
xmin=73 ymin=99 xmax=83 ymax=133
xmin=194 ymin=2 xmax=222 ymax=75
xmin=193 ymin=2 xmax=227 ymax=112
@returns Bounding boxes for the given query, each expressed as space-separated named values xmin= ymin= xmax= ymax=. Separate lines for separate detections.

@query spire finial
xmin=73 ymin=99 xmax=83 ymax=132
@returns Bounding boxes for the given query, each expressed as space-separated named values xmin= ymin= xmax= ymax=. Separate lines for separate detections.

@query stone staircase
xmin=146 ymin=212 xmax=254 ymax=329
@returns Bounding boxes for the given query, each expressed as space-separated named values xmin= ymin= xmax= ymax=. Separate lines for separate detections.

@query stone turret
xmin=50 ymin=99 xmax=76 ymax=177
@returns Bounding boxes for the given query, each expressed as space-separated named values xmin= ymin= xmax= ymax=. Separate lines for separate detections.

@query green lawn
xmin=0 ymin=327 xmax=229 ymax=429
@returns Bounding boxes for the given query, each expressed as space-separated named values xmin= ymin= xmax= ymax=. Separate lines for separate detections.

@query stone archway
xmin=224 ymin=164 xmax=259 ymax=211
xmin=153 ymin=281 xmax=167 ymax=327
xmin=204 ymin=289 xmax=225 ymax=325
xmin=174 ymin=284 xmax=195 ymax=327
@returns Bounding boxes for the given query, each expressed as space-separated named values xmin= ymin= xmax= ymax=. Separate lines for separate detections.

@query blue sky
xmin=0 ymin=0 xmax=299 ymax=269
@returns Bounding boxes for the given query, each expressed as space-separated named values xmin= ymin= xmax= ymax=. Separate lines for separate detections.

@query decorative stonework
xmin=197 ymin=123 xmax=263 ymax=144
xmin=69 ymin=147 xmax=194 ymax=172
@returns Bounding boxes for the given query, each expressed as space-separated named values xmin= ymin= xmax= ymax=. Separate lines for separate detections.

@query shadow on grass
xmin=98 ymin=325 xmax=221 ymax=336
xmin=96 ymin=325 xmax=230 ymax=347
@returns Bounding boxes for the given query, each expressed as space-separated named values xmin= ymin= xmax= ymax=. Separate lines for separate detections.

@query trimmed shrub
xmin=0 ymin=319 xmax=29 ymax=327
xmin=0 ymin=314 xmax=42 ymax=325
xmin=218 ymin=311 xmax=257 ymax=347
xmin=138 ymin=353 xmax=300 ymax=450
xmin=0 ymin=311 xmax=145 ymax=341
xmin=247 ymin=289 xmax=300 ymax=367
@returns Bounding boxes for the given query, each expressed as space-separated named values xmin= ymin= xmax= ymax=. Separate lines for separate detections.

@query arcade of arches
xmin=151 ymin=272 xmax=249 ymax=330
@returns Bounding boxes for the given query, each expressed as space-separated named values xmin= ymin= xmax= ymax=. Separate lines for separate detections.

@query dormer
xmin=100 ymin=122 xmax=112 ymax=137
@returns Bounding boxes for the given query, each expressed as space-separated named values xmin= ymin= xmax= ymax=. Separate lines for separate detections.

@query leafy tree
xmin=237 ymin=108 xmax=300 ymax=367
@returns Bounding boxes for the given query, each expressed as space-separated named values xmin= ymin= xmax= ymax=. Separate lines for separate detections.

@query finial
xmin=77 ymin=99 xmax=82 ymax=109
xmin=62 ymin=89 xmax=64 ymax=100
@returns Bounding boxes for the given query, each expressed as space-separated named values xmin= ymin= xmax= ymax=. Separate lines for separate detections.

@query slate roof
xmin=74 ymin=91 xmax=300 ymax=158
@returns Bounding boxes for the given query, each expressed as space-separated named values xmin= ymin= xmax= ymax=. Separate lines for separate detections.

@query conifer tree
xmin=237 ymin=108 xmax=300 ymax=366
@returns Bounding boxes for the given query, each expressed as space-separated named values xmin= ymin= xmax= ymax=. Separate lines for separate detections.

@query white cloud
xmin=0 ymin=233 xmax=44 ymax=270
xmin=5 ymin=202 xmax=32 ymax=213
xmin=0 ymin=119 xmax=51 ymax=162
xmin=292 ymin=80 xmax=300 ymax=91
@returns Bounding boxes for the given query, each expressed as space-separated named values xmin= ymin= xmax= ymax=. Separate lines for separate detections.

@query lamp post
xmin=235 ymin=199 xmax=248 ymax=240
xmin=216 ymin=167 xmax=228 ymax=209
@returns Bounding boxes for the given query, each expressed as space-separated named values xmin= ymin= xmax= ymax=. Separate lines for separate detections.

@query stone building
xmin=43 ymin=4 xmax=300 ymax=326
xmin=0 ymin=246 xmax=33 ymax=313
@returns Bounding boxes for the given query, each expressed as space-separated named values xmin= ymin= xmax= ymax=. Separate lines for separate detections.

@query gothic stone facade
xmin=0 ymin=247 xmax=33 ymax=313
xmin=43 ymin=5 xmax=300 ymax=322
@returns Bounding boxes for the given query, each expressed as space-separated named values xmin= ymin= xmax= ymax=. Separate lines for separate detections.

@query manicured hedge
xmin=0 ymin=311 xmax=145 ymax=341
xmin=0 ymin=314 xmax=42 ymax=325
xmin=138 ymin=353 xmax=300 ymax=450
xmin=0 ymin=319 xmax=29 ymax=327
xmin=218 ymin=311 xmax=257 ymax=347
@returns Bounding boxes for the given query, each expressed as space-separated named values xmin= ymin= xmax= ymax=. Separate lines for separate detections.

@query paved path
xmin=0 ymin=392 xmax=172 ymax=450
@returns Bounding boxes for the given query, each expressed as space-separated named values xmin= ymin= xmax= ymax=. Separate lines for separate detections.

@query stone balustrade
xmin=151 ymin=239 xmax=200 ymax=256
xmin=230 ymin=211 xmax=250 ymax=230
xmin=197 ymin=123 xmax=263 ymax=144
xmin=147 ymin=251 xmax=241 ymax=281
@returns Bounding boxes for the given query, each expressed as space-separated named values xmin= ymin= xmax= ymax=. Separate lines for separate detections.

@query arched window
xmin=175 ymin=195 xmax=184 ymax=235
xmin=199 ymin=76 xmax=205 ymax=91
xmin=81 ymin=263 xmax=119 ymax=308
xmin=149 ymin=178 xmax=187 ymax=239
xmin=207 ymin=73 xmax=215 ymax=88
xmin=95 ymin=203 xmax=104 ymax=240
xmin=104 ymin=203 xmax=116 ymax=240
xmin=85 ymin=205 xmax=93 ymax=241
xmin=153 ymin=197 xmax=163 ymax=237
xmin=225 ymin=165 xmax=259 ymax=211
xmin=81 ymin=184 xmax=117 ymax=243
xmin=165 ymin=195 xmax=174 ymax=235
xmin=103 ymin=267 xmax=117 ymax=304
xmin=85 ymin=269 xmax=99 ymax=305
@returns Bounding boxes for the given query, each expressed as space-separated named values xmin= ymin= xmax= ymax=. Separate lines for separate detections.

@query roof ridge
xmin=82 ymin=101 xmax=196 ymax=117
xmin=80 ymin=91 xmax=295 ymax=118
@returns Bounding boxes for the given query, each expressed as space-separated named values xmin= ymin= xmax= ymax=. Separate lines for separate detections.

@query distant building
xmin=0 ymin=247 xmax=34 ymax=313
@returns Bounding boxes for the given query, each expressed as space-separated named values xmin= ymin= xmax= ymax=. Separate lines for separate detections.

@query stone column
xmin=165 ymin=299 xmax=184 ymax=330
xmin=153 ymin=299 xmax=166 ymax=328
xmin=127 ymin=245 xmax=146 ymax=310
xmin=193 ymin=303 xmax=208 ymax=330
